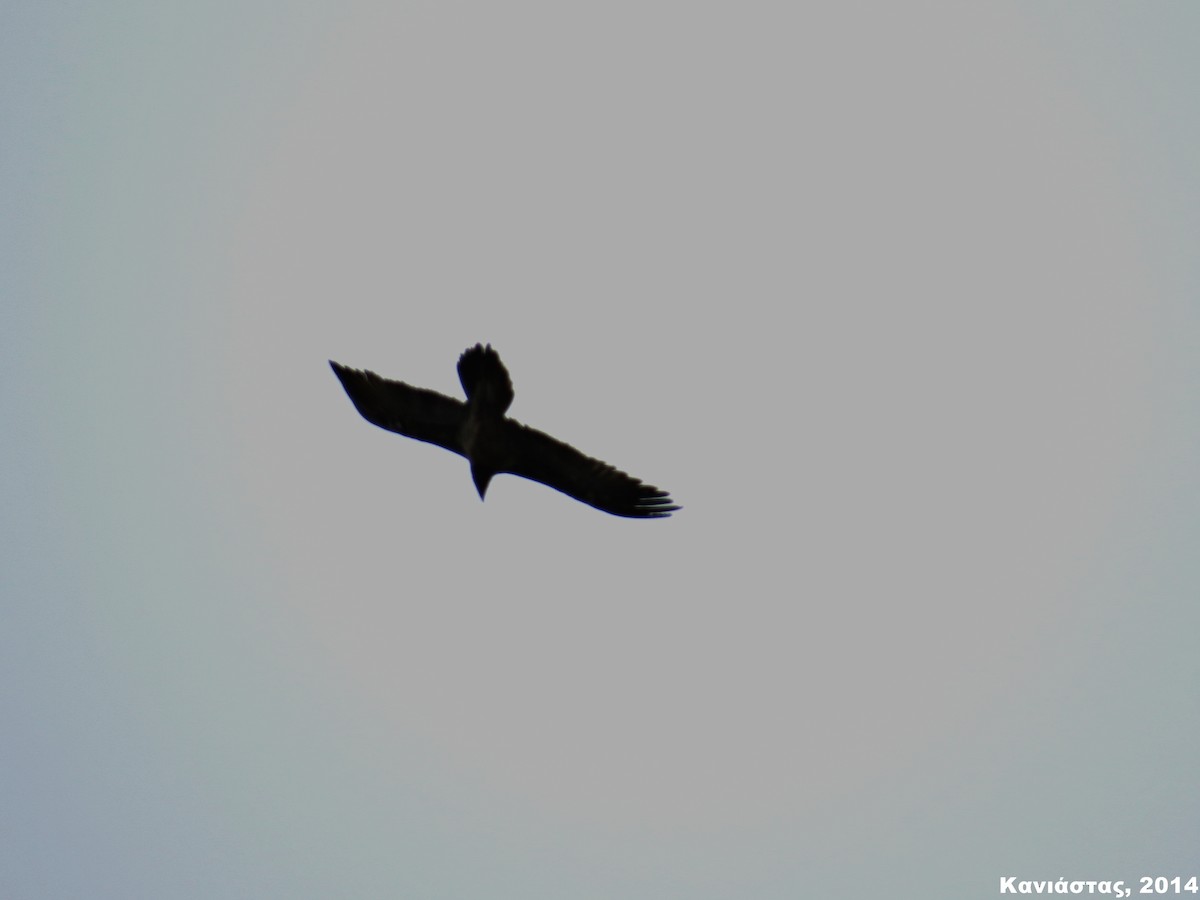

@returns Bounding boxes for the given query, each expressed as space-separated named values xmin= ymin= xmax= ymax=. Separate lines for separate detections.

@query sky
xmin=3 ymin=3 xmax=1199 ymax=897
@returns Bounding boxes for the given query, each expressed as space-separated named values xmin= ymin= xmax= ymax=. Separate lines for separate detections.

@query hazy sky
xmin=4 ymin=3 xmax=1199 ymax=898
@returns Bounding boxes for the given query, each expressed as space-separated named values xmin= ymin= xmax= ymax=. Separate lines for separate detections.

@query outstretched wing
xmin=330 ymin=361 xmax=466 ymax=455
xmin=498 ymin=419 xmax=679 ymax=518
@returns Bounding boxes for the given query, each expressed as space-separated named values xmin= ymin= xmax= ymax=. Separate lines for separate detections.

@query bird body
xmin=460 ymin=409 xmax=509 ymax=499
xmin=330 ymin=344 xmax=678 ymax=518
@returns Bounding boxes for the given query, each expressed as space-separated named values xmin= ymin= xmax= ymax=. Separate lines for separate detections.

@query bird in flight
xmin=330 ymin=344 xmax=679 ymax=518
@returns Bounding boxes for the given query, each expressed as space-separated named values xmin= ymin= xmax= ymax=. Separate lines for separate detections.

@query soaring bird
xmin=330 ymin=344 xmax=679 ymax=518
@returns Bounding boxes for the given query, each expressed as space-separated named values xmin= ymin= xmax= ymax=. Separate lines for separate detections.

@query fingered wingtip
xmin=631 ymin=490 xmax=681 ymax=518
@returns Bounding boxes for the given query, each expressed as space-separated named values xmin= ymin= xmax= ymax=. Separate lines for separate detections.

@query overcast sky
xmin=4 ymin=3 xmax=1199 ymax=898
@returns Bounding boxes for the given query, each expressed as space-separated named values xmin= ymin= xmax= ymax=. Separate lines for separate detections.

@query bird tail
xmin=457 ymin=343 xmax=514 ymax=413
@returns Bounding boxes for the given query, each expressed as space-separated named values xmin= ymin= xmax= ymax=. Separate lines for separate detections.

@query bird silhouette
xmin=330 ymin=344 xmax=679 ymax=518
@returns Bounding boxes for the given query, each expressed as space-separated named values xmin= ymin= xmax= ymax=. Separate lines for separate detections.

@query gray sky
xmin=4 ymin=3 xmax=1199 ymax=897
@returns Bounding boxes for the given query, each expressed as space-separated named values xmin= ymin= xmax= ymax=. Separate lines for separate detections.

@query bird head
xmin=470 ymin=463 xmax=494 ymax=501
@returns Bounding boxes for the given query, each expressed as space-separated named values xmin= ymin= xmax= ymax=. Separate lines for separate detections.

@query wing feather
xmin=499 ymin=419 xmax=679 ymax=518
xmin=329 ymin=361 xmax=466 ymax=454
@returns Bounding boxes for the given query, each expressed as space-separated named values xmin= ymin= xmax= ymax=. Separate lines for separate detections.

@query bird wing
xmin=498 ymin=419 xmax=679 ymax=518
xmin=330 ymin=361 xmax=466 ymax=454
